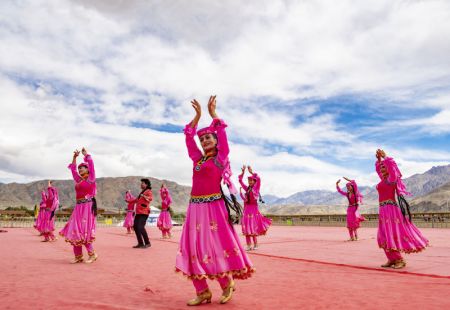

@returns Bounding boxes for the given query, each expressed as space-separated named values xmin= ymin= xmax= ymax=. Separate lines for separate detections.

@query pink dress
xmin=123 ymin=191 xmax=135 ymax=229
xmin=175 ymin=119 xmax=254 ymax=280
xmin=59 ymin=155 xmax=97 ymax=246
xmin=239 ymin=174 xmax=272 ymax=236
xmin=34 ymin=191 xmax=47 ymax=232
xmin=41 ymin=187 xmax=59 ymax=234
xmin=376 ymin=158 xmax=429 ymax=253
xmin=157 ymin=188 xmax=173 ymax=231
xmin=336 ymin=185 xmax=365 ymax=229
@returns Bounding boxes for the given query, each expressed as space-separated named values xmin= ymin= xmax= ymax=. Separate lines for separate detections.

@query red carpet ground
xmin=1 ymin=226 xmax=449 ymax=309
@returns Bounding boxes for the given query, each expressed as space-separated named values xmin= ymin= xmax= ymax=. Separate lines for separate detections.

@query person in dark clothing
xmin=131 ymin=179 xmax=153 ymax=248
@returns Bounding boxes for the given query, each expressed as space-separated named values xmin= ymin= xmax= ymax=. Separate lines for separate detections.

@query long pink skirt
xmin=378 ymin=204 xmax=428 ymax=253
xmin=347 ymin=206 xmax=365 ymax=229
xmin=34 ymin=209 xmax=45 ymax=231
xmin=157 ymin=210 xmax=173 ymax=231
xmin=59 ymin=201 xmax=96 ymax=246
xmin=40 ymin=210 xmax=55 ymax=234
xmin=175 ymin=199 xmax=254 ymax=280
xmin=123 ymin=211 xmax=134 ymax=228
xmin=241 ymin=203 xmax=272 ymax=236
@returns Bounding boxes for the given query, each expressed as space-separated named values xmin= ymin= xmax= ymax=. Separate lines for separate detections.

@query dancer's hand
xmin=73 ymin=150 xmax=80 ymax=158
xmin=191 ymin=99 xmax=201 ymax=117
xmin=336 ymin=179 xmax=341 ymax=185
xmin=190 ymin=99 xmax=201 ymax=128
xmin=248 ymin=166 xmax=253 ymax=174
xmin=241 ymin=165 xmax=246 ymax=174
xmin=376 ymin=149 xmax=386 ymax=161
xmin=207 ymin=95 xmax=218 ymax=119
xmin=81 ymin=147 xmax=88 ymax=156
xmin=343 ymin=177 xmax=351 ymax=182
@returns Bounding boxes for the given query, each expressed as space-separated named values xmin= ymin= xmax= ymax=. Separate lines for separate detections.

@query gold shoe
xmin=85 ymin=253 xmax=98 ymax=264
xmin=381 ymin=260 xmax=394 ymax=268
xmin=71 ymin=255 xmax=84 ymax=264
xmin=393 ymin=259 xmax=406 ymax=269
xmin=187 ymin=289 xmax=212 ymax=306
xmin=220 ymin=279 xmax=236 ymax=304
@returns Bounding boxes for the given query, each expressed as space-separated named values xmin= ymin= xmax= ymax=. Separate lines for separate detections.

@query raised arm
xmin=165 ymin=189 xmax=172 ymax=206
xmin=68 ymin=150 xmax=81 ymax=182
xmin=247 ymin=166 xmax=261 ymax=195
xmin=251 ymin=173 xmax=261 ymax=196
xmin=184 ymin=99 xmax=203 ymax=162
xmin=336 ymin=179 xmax=347 ymax=196
xmin=82 ymin=148 xmax=96 ymax=182
xmin=48 ymin=187 xmax=59 ymax=211
xmin=238 ymin=165 xmax=248 ymax=191
xmin=184 ymin=123 xmax=203 ymax=162
xmin=208 ymin=96 xmax=229 ymax=165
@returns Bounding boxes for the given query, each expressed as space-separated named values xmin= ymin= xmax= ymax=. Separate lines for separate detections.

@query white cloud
xmin=1 ymin=0 xmax=449 ymax=197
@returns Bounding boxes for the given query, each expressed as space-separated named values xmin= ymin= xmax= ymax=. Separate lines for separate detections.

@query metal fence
xmin=2 ymin=213 xmax=450 ymax=229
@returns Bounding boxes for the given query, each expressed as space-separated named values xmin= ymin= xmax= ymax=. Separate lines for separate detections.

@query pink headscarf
xmin=347 ymin=180 xmax=363 ymax=204
xmin=197 ymin=126 xmax=215 ymax=138
xmin=78 ymin=162 xmax=88 ymax=169
xmin=375 ymin=157 xmax=411 ymax=196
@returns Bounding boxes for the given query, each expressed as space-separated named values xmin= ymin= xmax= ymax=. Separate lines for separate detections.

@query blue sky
xmin=1 ymin=0 xmax=449 ymax=196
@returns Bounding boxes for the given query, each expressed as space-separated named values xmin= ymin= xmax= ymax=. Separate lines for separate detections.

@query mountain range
xmin=1 ymin=164 xmax=449 ymax=215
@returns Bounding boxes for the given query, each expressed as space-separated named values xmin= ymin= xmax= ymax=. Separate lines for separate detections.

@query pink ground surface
xmin=1 ymin=225 xmax=450 ymax=310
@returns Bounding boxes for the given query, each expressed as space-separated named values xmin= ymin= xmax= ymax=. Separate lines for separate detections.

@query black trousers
xmin=133 ymin=214 xmax=150 ymax=246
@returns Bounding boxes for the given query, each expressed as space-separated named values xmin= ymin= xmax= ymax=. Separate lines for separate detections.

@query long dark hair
xmin=221 ymin=186 xmax=243 ymax=225
xmin=139 ymin=178 xmax=152 ymax=195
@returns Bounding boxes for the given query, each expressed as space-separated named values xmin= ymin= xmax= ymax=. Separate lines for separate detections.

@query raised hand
xmin=190 ymin=99 xmax=201 ymax=128
xmin=376 ymin=149 xmax=386 ymax=161
xmin=248 ymin=166 xmax=253 ymax=174
xmin=207 ymin=95 xmax=218 ymax=119
xmin=73 ymin=150 xmax=80 ymax=158
xmin=336 ymin=179 xmax=341 ymax=185
xmin=241 ymin=165 xmax=246 ymax=174
xmin=81 ymin=147 xmax=88 ymax=156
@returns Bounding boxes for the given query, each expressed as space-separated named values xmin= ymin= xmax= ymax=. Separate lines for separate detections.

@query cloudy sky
xmin=1 ymin=0 xmax=450 ymax=197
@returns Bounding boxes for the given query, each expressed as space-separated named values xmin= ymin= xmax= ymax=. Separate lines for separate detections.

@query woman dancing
xmin=34 ymin=190 xmax=46 ymax=235
xmin=375 ymin=149 xmax=428 ymax=269
xmin=123 ymin=190 xmax=136 ymax=234
xmin=336 ymin=177 xmax=365 ymax=241
xmin=239 ymin=165 xmax=271 ymax=250
xmin=157 ymin=184 xmax=173 ymax=239
xmin=175 ymin=96 xmax=254 ymax=306
xmin=41 ymin=181 xmax=59 ymax=242
xmin=59 ymin=148 xmax=98 ymax=264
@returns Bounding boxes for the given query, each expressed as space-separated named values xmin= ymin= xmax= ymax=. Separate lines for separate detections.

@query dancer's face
xmin=346 ymin=184 xmax=353 ymax=193
xmin=248 ymin=177 xmax=255 ymax=186
xmin=78 ymin=166 xmax=88 ymax=176
xmin=380 ymin=164 xmax=389 ymax=178
xmin=140 ymin=182 xmax=147 ymax=190
xmin=199 ymin=133 xmax=217 ymax=153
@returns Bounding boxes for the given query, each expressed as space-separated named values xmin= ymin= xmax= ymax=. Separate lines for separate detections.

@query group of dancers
xmin=31 ymin=96 xmax=429 ymax=306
